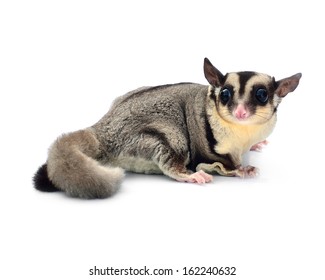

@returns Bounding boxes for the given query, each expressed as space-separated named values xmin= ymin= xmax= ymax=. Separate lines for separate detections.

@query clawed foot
xmin=235 ymin=165 xmax=259 ymax=178
xmin=177 ymin=170 xmax=213 ymax=184
xmin=250 ymin=140 xmax=268 ymax=152
xmin=175 ymin=165 xmax=258 ymax=183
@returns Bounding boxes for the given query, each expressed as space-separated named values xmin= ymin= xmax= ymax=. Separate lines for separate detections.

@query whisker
xmin=255 ymin=111 xmax=270 ymax=115
xmin=254 ymin=113 xmax=270 ymax=120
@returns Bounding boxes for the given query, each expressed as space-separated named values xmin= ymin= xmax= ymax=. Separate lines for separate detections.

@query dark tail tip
xmin=33 ymin=164 xmax=60 ymax=192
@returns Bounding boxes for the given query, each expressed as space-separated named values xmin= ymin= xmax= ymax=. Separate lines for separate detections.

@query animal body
xmin=33 ymin=58 xmax=302 ymax=199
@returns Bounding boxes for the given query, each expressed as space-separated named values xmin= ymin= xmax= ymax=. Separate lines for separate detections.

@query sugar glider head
xmin=204 ymin=58 xmax=302 ymax=125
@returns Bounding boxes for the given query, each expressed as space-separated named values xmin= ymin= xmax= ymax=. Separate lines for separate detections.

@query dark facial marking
xmin=245 ymin=80 xmax=278 ymax=119
xmin=238 ymin=71 xmax=257 ymax=96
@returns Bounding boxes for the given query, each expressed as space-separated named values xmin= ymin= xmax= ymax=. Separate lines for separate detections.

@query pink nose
xmin=234 ymin=104 xmax=249 ymax=120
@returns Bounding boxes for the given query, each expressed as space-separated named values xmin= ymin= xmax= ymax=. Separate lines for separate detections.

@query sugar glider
xmin=33 ymin=58 xmax=301 ymax=199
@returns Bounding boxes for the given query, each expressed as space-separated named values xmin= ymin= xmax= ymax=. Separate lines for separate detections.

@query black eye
xmin=255 ymin=88 xmax=268 ymax=104
xmin=220 ymin=88 xmax=232 ymax=105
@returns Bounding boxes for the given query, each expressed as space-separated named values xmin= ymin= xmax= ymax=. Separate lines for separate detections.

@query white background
xmin=1 ymin=1 xmax=324 ymax=279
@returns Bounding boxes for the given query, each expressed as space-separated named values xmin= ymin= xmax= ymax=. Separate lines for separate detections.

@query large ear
xmin=275 ymin=73 xmax=302 ymax=97
xmin=203 ymin=58 xmax=224 ymax=87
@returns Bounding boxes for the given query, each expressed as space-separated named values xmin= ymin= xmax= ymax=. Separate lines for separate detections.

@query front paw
xmin=235 ymin=165 xmax=259 ymax=178
xmin=250 ymin=140 xmax=268 ymax=152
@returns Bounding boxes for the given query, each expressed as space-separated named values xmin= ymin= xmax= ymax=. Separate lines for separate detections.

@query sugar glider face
xmin=204 ymin=58 xmax=302 ymax=125
xmin=215 ymin=71 xmax=279 ymax=125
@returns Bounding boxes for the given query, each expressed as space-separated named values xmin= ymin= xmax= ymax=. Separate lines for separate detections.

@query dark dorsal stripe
xmin=121 ymin=82 xmax=194 ymax=104
xmin=238 ymin=71 xmax=257 ymax=96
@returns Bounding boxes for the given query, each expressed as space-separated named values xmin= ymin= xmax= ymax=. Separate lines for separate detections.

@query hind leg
xmin=151 ymin=142 xmax=213 ymax=184
xmin=131 ymin=130 xmax=213 ymax=184
xmin=158 ymin=155 xmax=213 ymax=184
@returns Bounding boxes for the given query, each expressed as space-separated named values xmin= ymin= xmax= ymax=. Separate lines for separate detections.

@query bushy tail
xmin=33 ymin=129 xmax=124 ymax=199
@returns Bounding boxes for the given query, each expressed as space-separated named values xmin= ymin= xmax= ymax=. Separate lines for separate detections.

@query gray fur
xmin=47 ymin=129 xmax=124 ymax=198
xmin=93 ymin=83 xmax=216 ymax=176
xmin=34 ymin=58 xmax=302 ymax=199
